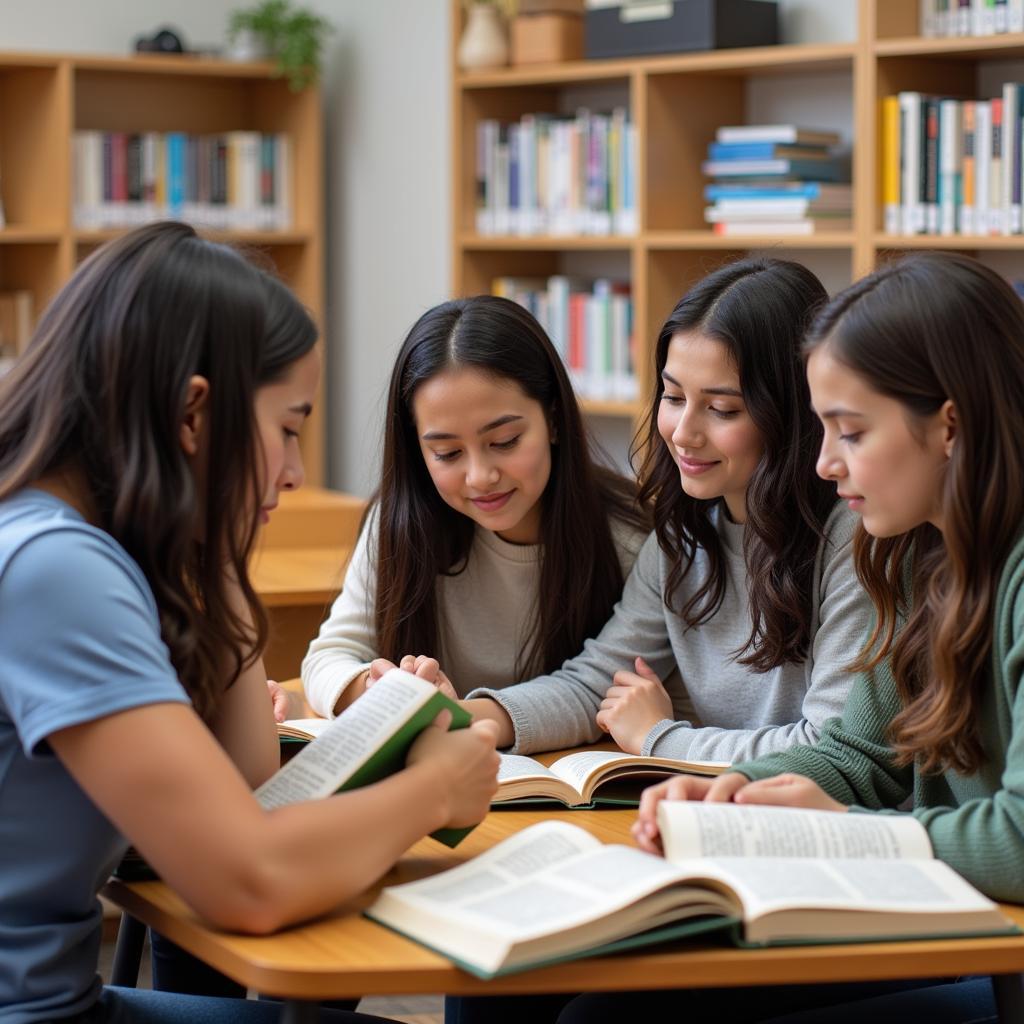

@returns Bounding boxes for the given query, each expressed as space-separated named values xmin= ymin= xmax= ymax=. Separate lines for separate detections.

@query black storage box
xmin=585 ymin=0 xmax=778 ymax=60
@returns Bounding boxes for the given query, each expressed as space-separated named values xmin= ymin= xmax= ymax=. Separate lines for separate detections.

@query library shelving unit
xmin=450 ymin=0 xmax=1024 ymax=423
xmin=0 ymin=51 xmax=326 ymax=482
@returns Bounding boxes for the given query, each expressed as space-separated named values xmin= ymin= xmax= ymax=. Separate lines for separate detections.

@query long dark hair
xmin=375 ymin=294 xmax=648 ymax=678
xmin=635 ymin=257 xmax=834 ymax=671
xmin=805 ymin=252 xmax=1024 ymax=775
xmin=0 ymin=222 xmax=318 ymax=721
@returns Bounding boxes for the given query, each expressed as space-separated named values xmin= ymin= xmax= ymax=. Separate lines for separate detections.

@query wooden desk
xmin=104 ymin=809 xmax=1024 ymax=1021
xmin=250 ymin=487 xmax=366 ymax=680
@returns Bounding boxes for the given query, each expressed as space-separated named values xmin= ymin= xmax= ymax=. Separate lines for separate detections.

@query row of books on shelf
xmin=72 ymin=131 xmax=293 ymax=231
xmin=701 ymin=125 xmax=851 ymax=237
xmin=883 ymin=86 xmax=1024 ymax=237
xmin=493 ymin=275 xmax=638 ymax=402
xmin=475 ymin=109 xmax=637 ymax=237
xmin=921 ymin=0 xmax=1024 ymax=37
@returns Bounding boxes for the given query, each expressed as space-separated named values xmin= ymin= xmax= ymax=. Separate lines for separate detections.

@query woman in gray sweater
xmin=464 ymin=257 xmax=871 ymax=765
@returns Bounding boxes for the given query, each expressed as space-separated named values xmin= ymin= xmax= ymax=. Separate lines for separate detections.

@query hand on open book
xmin=732 ymin=773 xmax=848 ymax=814
xmin=596 ymin=657 xmax=674 ymax=753
xmin=368 ymin=654 xmax=458 ymax=701
xmin=632 ymin=773 xmax=749 ymax=854
xmin=266 ymin=679 xmax=292 ymax=723
xmin=407 ymin=711 xmax=501 ymax=828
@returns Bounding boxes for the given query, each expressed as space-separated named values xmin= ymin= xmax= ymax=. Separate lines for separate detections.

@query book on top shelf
xmin=494 ymin=749 xmax=728 ymax=808
xmin=365 ymin=804 xmax=1017 ymax=979
xmin=700 ymin=158 xmax=845 ymax=182
xmin=920 ymin=0 xmax=1024 ymax=38
xmin=714 ymin=125 xmax=841 ymax=147
xmin=260 ymin=668 xmax=474 ymax=847
xmin=712 ymin=219 xmax=852 ymax=237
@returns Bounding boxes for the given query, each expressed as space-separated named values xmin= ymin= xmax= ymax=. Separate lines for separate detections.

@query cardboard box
xmin=512 ymin=12 xmax=584 ymax=63
xmin=585 ymin=0 xmax=778 ymax=59
xmin=518 ymin=0 xmax=584 ymax=12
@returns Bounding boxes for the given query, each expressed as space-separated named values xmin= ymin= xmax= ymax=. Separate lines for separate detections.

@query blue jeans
xmin=93 ymin=986 xmax=396 ymax=1024
xmin=552 ymin=977 xmax=995 ymax=1024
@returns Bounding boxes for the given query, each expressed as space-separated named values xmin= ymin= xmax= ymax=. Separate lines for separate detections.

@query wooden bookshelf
xmin=450 ymin=0 xmax=1024 ymax=421
xmin=0 ymin=51 xmax=325 ymax=483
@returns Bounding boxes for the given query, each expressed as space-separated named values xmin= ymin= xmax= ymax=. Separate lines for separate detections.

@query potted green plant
xmin=227 ymin=0 xmax=333 ymax=91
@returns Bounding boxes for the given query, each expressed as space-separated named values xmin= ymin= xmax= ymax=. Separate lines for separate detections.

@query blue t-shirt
xmin=0 ymin=490 xmax=189 ymax=1023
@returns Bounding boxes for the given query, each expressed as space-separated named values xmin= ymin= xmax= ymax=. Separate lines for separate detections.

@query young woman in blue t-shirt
xmin=0 ymin=221 xmax=499 ymax=1024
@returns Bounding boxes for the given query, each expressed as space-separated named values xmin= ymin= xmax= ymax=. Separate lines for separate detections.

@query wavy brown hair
xmin=374 ymin=295 xmax=649 ymax=678
xmin=0 ymin=222 xmax=317 ymax=721
xmin=634 ymin=257 xmax=835 ymax=671
xmin=805 ymin=252 xmax=1024 ymax=775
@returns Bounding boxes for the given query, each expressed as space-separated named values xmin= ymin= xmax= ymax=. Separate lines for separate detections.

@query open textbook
xmin=495 ymin=750 xmax=729 ymax=808
xmin=257 ymin=669 xmax=472 ymax=847
xmin=366 ymin=803 xmax=1016 ymax=977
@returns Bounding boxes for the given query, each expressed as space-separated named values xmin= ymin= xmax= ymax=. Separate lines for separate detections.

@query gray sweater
xmin=469 ymin=503 xmax=870 ymax=762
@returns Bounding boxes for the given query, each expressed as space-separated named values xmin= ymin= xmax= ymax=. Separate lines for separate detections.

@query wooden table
xmin=104 ymin=808 xmax=1024 ymax=1023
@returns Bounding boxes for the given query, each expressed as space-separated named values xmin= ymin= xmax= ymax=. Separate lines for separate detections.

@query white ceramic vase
xmin=457 ymin=3 xmax=509 ymax=70
xmin=226 ymin=28 xmax=272 ymax=62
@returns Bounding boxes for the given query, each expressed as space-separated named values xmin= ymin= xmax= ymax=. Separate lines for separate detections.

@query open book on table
xmin=494 ymin=750 xmax=729 ymax=808
xmin=278 ymin=717 xmax=334 ymax=743
xmin=258 ymin=668 xmax=472 ymax=847
xmin=366 ymin=803 xmax=1016 ymax=978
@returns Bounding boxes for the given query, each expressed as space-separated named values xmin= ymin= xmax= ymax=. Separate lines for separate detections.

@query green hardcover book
xmin=258 ymin=669 xmax=474 ymax=848
xmin=366 ymin=807 xmax=1018 ymax=978
xmin=492 ymin=750 xmax=729 ymax=810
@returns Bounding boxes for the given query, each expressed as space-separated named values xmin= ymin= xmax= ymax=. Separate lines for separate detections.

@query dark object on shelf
xmin=585 ymin=0 xmax=778 ymax=60
xmin=134 ymin=27 xmax=186 ymax=54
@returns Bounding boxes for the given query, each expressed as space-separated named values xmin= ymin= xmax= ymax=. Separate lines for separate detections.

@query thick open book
xmin=495 ymin=750 xmax=728 ymax=808
xmin=257 ymin=669 xmax=472 ymax=847
xmin=277 ymin=717 xmax=334 ymax=743
xmin=366 ymin=804 xmax=1016 ymax=977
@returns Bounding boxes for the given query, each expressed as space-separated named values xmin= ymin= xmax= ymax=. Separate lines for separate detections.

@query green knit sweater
xmin=736 ymin=530 xmax=1024 ymax=903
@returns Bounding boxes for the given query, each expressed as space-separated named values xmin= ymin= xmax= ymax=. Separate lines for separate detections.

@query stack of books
xmin=492 ymin=275 xmax=637 ymax=402
xmin=475 ymin=108 xmax=637 ymax=237
xmin=882 ymin=85 xmax=1024 ymax=237
xmin=701 ymin=125 xmax=852 ymax=237
xmin=921 ymin=0 xmax=1024 ymax=37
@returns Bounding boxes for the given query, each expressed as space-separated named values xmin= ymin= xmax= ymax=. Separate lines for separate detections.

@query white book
xmin=1011 ymin=0 xmax=1024 ymax=32
xmin=1003 ymin=83 xmax=1019 ymax=234
xmin=976 ymin=100 xmax=992 ymax=237
xmin=939 ymin=99 xmax=961 ymax=236
xmin=366 ymin=807 xmax=1016 ymax=979
xmin=899 ymin=92 xmax=924 ymax=234
xmin=715 ymin=125 xmax=841 ymax=147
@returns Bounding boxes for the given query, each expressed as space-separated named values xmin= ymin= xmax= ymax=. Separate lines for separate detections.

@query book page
xmin=383 ymin=820 xmax=688 ymax=938
xmin=255 ymin=670 xmax=431 ymax=809
xmin=278 ymin=717 xmax=332 ymax=741
xmin=687 ymin=856 xmax=997 ymax=919
xmin=497 ymin=754 xmax=558 ymax=782
xmin=548 ymin=750 xmax=633 ymax=791
xmin=659 ymin=803 xmax=933 ymax=863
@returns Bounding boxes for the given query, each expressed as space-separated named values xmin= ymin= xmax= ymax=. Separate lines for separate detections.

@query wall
xmin=1 ymin=0 xmax=855 ymax=495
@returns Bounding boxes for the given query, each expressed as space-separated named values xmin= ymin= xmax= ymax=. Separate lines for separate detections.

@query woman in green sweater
xmin=584 ymin=252 xmax=1024 ymax=1022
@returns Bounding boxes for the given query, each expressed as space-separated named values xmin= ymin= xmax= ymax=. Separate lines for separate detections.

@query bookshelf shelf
xmin=73 ymin=228 xmax=314 ymax=247
xmin=459 ymin=234 xmax=636 ymax=251
xmin=874 ymin=33 xmax=1024 ymax=58
xmin=0 ymin=229 xmax=63 ymax=244
xmin=644 ymin=231 xmax=857 ymax=250
xmin=581 ymin=399 xmax=643 ymax=419
xmin=0 ymin=51 xmax=325 ymax=482
xmin=875 ymin=235 xmax=1024 ymax=250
